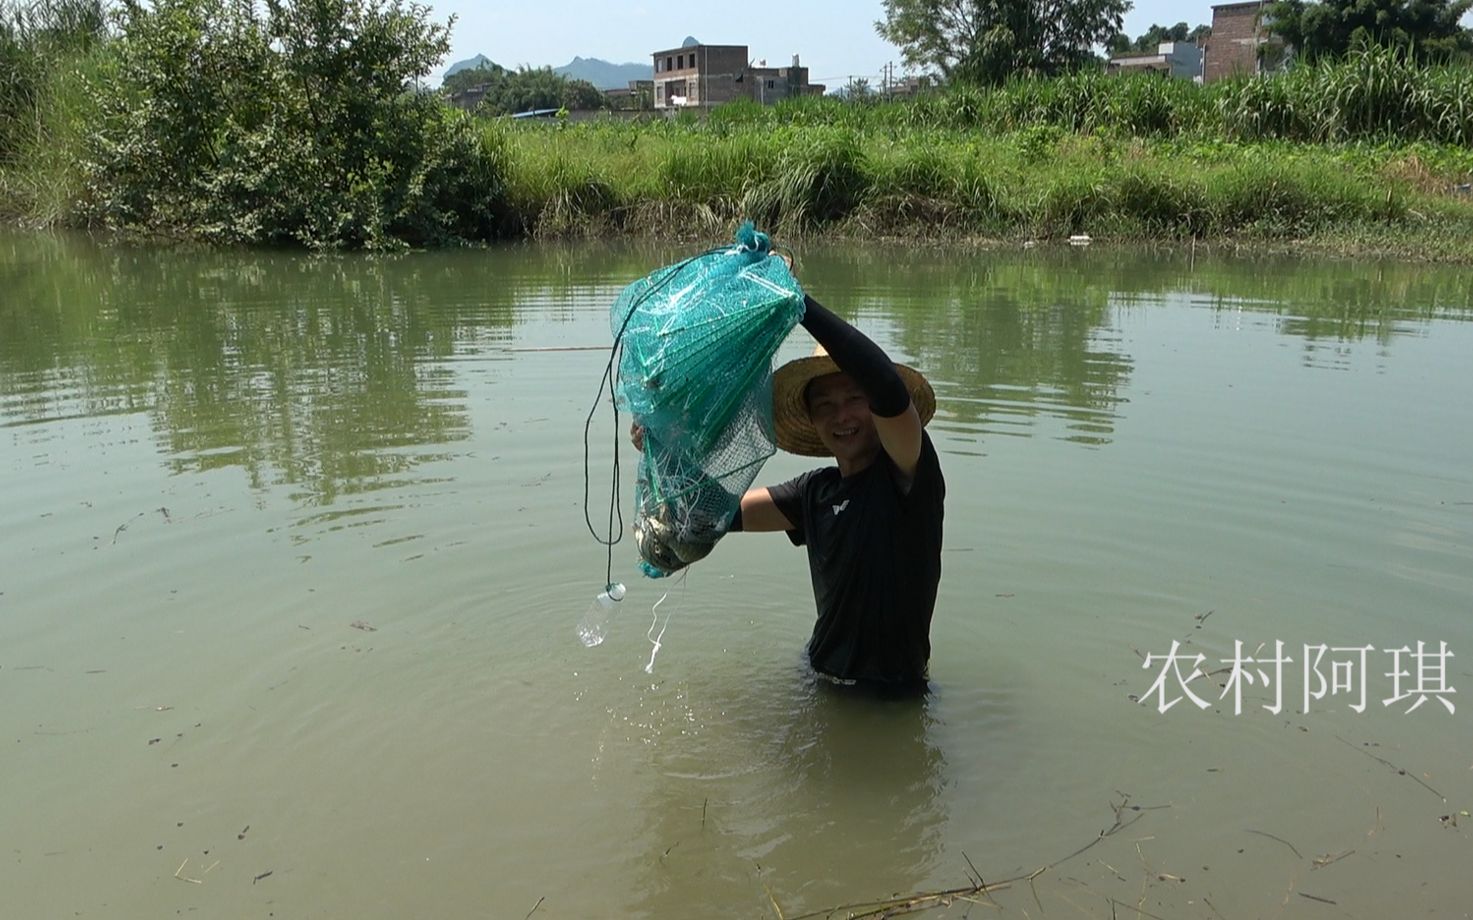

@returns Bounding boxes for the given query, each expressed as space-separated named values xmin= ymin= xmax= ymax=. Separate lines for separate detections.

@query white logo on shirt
xmin=831 ymin=499 xmax=850 ymax=516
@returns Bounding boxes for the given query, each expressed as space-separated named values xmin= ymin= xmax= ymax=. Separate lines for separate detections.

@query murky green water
xmin=3 ymin=231 xmax=1472 ymax=918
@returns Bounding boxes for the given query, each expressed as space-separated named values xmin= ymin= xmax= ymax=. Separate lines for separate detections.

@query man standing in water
xmin=635 ymin=293 xmax=945 ymax=690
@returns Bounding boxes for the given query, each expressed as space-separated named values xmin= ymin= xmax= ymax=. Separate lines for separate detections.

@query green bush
xmin=79 ymin=0 xmax=508 ymax=248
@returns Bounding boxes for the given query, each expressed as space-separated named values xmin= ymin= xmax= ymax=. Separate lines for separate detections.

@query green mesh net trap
xmin=610 ymin=224 xmax=805 ymax=577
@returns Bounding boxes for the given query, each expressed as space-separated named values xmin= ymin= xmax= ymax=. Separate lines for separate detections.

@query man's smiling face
xmin=805 ymin=372 xmax=880 ymax=469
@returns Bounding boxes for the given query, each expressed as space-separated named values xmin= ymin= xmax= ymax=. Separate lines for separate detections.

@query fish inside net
xmin=611 ymin=224 xmax=805 ymax=577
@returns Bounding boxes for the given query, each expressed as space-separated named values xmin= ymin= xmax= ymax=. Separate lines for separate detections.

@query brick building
xmin=1204 ymin=1 xmax=1287 ymax=82
xmin=651 ymin=39 xmax=825 ymax=110
xmin=605 ymin=79 xmax=655 ymax=111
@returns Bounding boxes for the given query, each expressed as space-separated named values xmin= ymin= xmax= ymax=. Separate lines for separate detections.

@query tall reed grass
xmin=0 ymin=0 xmax=105 ymax=220
xmin=486 ymin=45 xmax=1473 ymax=244
xmin=695 ymin=47 xmax=1473 ymax=146
xmin=493 ymin=118 xmax=1448 ymax=242
xmin=1 ymin=0 xmax=104 ymax=156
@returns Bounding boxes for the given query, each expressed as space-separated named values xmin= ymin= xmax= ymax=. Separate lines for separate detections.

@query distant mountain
xmin=442 ymin=53 xmax=652 ymax=90
xmin=444 ymin=54 xmax=495 ymax=78
xmin=555 ymin=56 xmax=652 ymax=90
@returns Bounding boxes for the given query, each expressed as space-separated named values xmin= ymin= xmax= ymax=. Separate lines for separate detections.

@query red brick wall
xmin=700 ymin=46 xmax=749 ymax=106
xmin=1205 ymin=3 xmax=1263 ymax=82
xmin=654 ymin=45 xmax=749 ymax=108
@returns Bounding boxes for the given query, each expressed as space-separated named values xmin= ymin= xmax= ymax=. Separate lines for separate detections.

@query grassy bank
xmin=3 ymin=2 xmax=1473 ymax=257
xmin=493 ymin=120 xmax=1473 ymax=253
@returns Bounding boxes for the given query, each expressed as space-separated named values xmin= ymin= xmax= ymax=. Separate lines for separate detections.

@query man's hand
xmin=630 ymin=422 xmax=645 ymax=452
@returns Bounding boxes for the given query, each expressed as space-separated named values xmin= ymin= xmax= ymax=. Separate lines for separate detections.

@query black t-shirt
xmin=768 ymin=432 xmax=945 ymax=685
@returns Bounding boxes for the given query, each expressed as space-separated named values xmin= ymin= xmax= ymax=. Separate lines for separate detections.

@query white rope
xmin=644 ymin=569 xmax=688 ymax=674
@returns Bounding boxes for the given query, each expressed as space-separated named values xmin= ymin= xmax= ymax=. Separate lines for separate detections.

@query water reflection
xmin=798 ymin=253 xmax=1128 ymax=448
xmin=759 ymin=682 xmax=947 ymax=907
xmin=627 ymin=672 xmax=946 ymax=917
xmin=0 ymin=236 xmax=520 ymax=503
xmin=4 ymin=233 xmax=1472 ymax=503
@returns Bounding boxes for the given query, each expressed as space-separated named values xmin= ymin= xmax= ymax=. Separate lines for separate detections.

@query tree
xmin=474 ymin=66 xmax=605 ymax=114
xmin=85 ymin=0 xmax=504 ymax=248
xmin=843 ymin=76 xmax=874 ymax=98
xmin=876 ymin=0 xmax=1131 ymax=85
xmin=1136 ymin=21 xmax=1188 ymax=49
xmin=1106 ymin=21 xmax=1208 ymax=55
xmin=442 ymin=62 xmax=509 ymax=95
xmin=1266 ymin=0 xmax=1473 ymax=60
xmin=562 ymin=77 xmax=605 ymax=110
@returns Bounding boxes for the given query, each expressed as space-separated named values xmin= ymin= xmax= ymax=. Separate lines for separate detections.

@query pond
xmin=2 ymin=231 xmax=1471 ymax=918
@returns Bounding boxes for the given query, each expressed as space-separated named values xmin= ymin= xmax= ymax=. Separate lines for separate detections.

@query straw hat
xmin=771 ymin=347 xmax=936 ymax=457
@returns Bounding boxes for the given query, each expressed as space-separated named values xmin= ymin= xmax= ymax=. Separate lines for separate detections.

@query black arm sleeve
xmin=800 ymin=294 xmax=911 ymax=418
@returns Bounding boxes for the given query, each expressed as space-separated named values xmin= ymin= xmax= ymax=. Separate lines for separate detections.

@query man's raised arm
xmin=737 ymin=487 xmax=795 ymax=532
xmin=799 ymin=295 xmax=923 ymax=477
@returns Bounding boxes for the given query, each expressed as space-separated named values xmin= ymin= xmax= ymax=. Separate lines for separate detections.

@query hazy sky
xmin=426 ymin=0 xmax=1221 ymax=85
